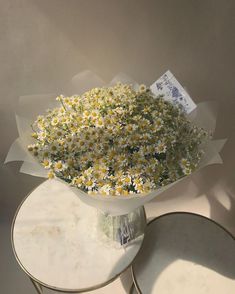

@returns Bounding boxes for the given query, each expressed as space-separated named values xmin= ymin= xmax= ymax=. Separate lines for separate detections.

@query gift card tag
xmin=150 ymin=70 xmax=196 ymax=113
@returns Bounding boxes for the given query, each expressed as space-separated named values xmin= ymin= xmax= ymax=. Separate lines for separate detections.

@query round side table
xmin=11 ymin=180 xmax=145 ymax=293
xmin=131 ymin=212 xmax=235 ymax=294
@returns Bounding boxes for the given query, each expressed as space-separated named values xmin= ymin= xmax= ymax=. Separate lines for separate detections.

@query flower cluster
xmin=28 ymin=83 xmax=208 ymax=196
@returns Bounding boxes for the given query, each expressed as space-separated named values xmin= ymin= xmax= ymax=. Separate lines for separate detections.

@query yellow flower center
xmin=116 ymin=187 xmax=123 ymax=194
xmin=43 ymin=160 xmax=49 ymax=167
xmin=55 ymin=162 xmax=62 ymax=169
xmin=75 ymin=178 xmax=83 ymax=185
xmin=48 ymin=172 xmax=54 ymax=179
xmin=86 ymin=180 xmax=93 ymax=187
xmin=123 ymin=177 xmax=131 ymax=184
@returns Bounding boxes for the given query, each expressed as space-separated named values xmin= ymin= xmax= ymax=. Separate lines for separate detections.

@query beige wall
xmin=0 ymin=1 xmax=235 ymax=293
xmin=1 ymin=0 xmax=235 ymax=228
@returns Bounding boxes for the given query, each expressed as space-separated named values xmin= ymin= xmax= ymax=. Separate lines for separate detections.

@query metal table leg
xmin=30 ymin=277 xmax=43 ymax=294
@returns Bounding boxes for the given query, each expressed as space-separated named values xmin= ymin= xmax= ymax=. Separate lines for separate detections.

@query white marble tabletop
xmin=132 ymin=213 xmax=235 ymax=294
xmin=12 ymin=180 xmax=144 ymax=292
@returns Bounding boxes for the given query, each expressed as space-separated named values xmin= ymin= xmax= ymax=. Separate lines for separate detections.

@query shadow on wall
xmin=194 ymin=129 xmax=235 ymax=234
xmin=0 ymin=162 xmax=44 ymax=222
xmin=147 ymin=100 xmax=235 ymax=235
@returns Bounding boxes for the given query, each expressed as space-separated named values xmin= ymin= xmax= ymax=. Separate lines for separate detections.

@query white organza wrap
xmin=5 ymin=70 xmax=226 ymax=216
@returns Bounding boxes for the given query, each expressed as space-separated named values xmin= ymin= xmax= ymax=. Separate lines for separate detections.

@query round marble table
xmin=11 ymin=180 xmax=145 ymax=293
xmin=131 ymin=212 xmax=235 ymax=294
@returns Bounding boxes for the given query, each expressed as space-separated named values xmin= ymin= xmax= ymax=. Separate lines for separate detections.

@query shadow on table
xmin=109 ymin=213 xmax=235 ymax=294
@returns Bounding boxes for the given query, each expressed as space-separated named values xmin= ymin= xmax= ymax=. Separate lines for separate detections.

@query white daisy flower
xmin=27 ymin=144 xmax=36 ymax=152
xmin=38 ymin=131 xmax=47 ymax=141
xmin=99 ymin=184 xmax=112 ymax=195
xmin=95 ymin=118 xmax=104 ymax=128
xmin=180 ymin=158 xmax=189 ymax=168
xmin=182 ymin=167 xmax=192 ymax=176
xmin=90 ymin=110 xmax=99 ymax=120
xmin=72 ymin=176 xmax=83 ymax=187
xmin=51 ymin=117 xmax=60 ymax=126
xmin=42 ymin=159 xmax=52 ymax=169
xmin=83 ymin=167 xmax=93 ymax=177
xmin=49 ymin=143 xmax=59 ymax=154
xmin=83 ymin=110 xmax=90 ymax=118
xmin=156 ymin=141 xmax=167 ymax=154
xmin=54 ymin=161 xmax=67 ymax=172
xmin=138 ymin=84 xmax=147 ymax=93
xmin=154 ymin=118 xmax=163 ymax=131
xmin=48 ymin=171 xmax=55 ymax=179
xmin=121 ymin=175 xmax=132 ymax=186
xmin=85 ymin=179 xmax=96 ymax=191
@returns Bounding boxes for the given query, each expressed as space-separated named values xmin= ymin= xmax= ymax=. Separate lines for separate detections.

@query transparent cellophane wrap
xmin=5 ymin=70 xmax=226 ymax=246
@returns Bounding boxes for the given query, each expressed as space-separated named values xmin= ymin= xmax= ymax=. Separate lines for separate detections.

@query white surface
xmin=133 ymin=213 xmax=235 ymax=294
xmin=13 ymin=180 xmax=143 ymax=291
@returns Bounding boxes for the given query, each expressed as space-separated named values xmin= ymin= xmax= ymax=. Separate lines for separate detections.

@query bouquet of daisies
xmin=28 ymin=83 xmax=207 ymax=195
xmin=5 ymin=71 xmax=225 ymax=217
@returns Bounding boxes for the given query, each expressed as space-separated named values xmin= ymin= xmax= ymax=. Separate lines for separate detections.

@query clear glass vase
xmin=97 ymin=206 xmax=146 ymax=247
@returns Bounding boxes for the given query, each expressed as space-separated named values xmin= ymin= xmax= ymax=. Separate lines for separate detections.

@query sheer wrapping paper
xmin=5 ymin=71 xmax=226 ymax=216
